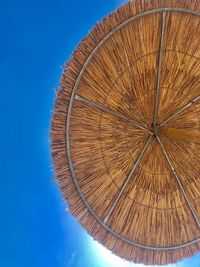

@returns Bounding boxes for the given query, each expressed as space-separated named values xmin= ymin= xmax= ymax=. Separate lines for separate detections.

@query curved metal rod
xmin=75 ymin=95 xmax=149 ymax=132
xmin=66 ymin=8 xmax=200 ymax=250
xmin=157 ymin=135 xmax=200 ymax=229
xmin=104 ymin=135 xmax=153 ymax=223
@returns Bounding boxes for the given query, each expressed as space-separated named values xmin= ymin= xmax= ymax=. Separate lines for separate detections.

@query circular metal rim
xmin=66 ymin=7 xmax=200 ymax=250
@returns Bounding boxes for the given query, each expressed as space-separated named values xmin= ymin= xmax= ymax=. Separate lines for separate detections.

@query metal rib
xmin=160 ymin=94 xmax=200 ymax=126
xmin=153 ymin=12 xmax=166 ymax=127
xmin=75 ymin=94 xmax=149 ymax=132
xmin=157 ymin=135 xmax=200 ymax=229
xmin=104 ymin=135 xmax=153 ymax=223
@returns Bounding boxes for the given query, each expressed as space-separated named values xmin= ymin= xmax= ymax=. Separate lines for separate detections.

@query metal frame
xmin=66 ymin=8 xmax=200 ymax=250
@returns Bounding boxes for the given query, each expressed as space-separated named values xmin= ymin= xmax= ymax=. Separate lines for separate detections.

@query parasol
xmin=51 ymin=0 xmax=200 ymax=265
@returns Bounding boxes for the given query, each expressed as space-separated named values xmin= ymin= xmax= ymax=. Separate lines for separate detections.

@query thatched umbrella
xmin=51 ymin=0 xmax=200 ymax=265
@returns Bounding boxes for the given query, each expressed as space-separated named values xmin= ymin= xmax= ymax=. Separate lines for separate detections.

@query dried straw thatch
xmin=51 ymin=0 xmax=200 ymax=265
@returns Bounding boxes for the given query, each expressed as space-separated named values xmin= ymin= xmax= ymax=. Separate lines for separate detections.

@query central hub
xmin=151 ymin=123 xmax=158 ymax=137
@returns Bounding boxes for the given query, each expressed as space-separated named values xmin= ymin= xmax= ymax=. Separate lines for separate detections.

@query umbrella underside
xmin=51 ymin=0 xmax=200 ymax=265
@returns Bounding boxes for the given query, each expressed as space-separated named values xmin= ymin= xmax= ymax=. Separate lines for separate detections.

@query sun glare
xmin=91 ymin=239 xmax=142 ymax=267
xmin=88 ymin=237 xmax=176 ymax=267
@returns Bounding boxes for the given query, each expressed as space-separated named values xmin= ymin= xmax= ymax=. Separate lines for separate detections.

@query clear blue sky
xmin=1 ymin=0 xmax=200 ymax=266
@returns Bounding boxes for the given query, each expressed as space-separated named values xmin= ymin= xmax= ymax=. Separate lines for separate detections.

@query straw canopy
xmin=51 ymin=0 xmax=200 ymax=265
